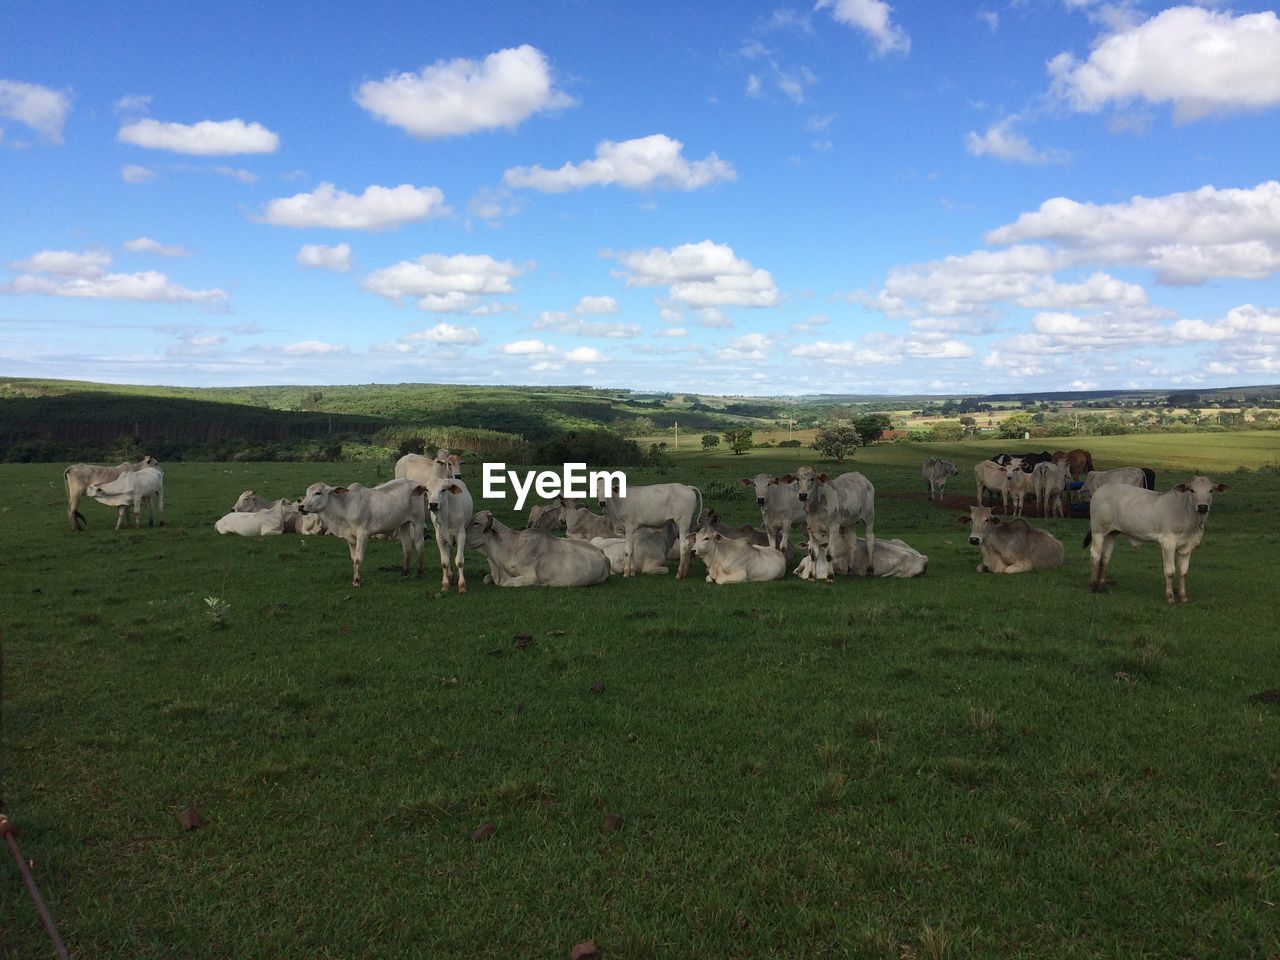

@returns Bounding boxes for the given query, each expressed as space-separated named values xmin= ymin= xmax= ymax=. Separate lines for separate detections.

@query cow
xmin=1052 ymin=449 xmax=1095 ymax=481
xmin=215 ymin=502 xmax=289 ymax=536
xmin=1031 ymin=459 xmax=1071 ymax=518
xmin=689 ymin=528 xmax=787 ymax=584
xmin=590 ymin=526 xmax=674 ymax=575
xmin=794 ymin=535 xmax=928 ymax=580
xmin=598 ymin=481 xmax=702 ymax=578
xmin=394 ymin=448 xmax=463 ymax=485
xmin=1003 ymin=459 xmax=1035 ymax=517
xmin=525 ymin=502 xmax=564 ymax=533
xmin=955 ymin=506 xmax=1064 ymax=574
xmin=695 ymin=508 xmax=771 ymax=546
xmin=922 ymin=457 xmax=958 ymax=502
xmin=739 ymin=473 xmax=805 ymax=553
xmin=783 ymin=466 xmax=876 ymax=577
xmin=296 ymin=479 xmax=426 ymax=587
xmin=975 ymin=460 xmax=1013 ymax=510
xmin=85 ymin=466 xmax=165 ymax=530
xmin=1084 ymin=476 xmax=1228 ymax=603
xmin=466 ymin=511 xmax=610 ymax=587
xmin=63 ymin=456 xmax=158 ymax=531
xmin=992 ymin=450 xmax=1054 ymax=469
xmin=559 ymin=497 xmax=619 ymax=541
xmin=1077 ymin=467 xmax=1147 ymax=502
xmin=423 ymin=477 xmax=474 ymax=594
xmin=231 ymin=491 xmax=317 ymax=534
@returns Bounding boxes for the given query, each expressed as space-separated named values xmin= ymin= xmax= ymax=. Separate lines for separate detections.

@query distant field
xmin=2 ymin=433 xmax=1278 ymax=958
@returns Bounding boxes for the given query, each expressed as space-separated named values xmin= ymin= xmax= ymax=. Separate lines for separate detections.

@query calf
xmin=232 ymin=491 xmax=311 ymax=533
xmin=424 ymin=477 xmax=474 ymax=594
xmin=215 ymin=502 xmax=289 ymax=536
xmin=689 ymin=528 xmax=786 ymax=584
xmin=85 ymin=466 xmax=165 ymax=530
xmin=740 ymin=473 xmax=805 ymax=552
xmin=955 ymin=506 xmax=1064 ymax=574
xmin=598 ymin=481 xmax=702 ymax=578
xmin=922 ymin=457 xmax=958 ymax=501
xmin=63 ymin=456 xmax=158 ymax=531
xmin=1032 ymin=459 xmax=1071 ymax=518
xmin=1003 ymin=459 xmax=1035 ymax=517
xmin=466 ymin=511 xmax=610 ymax=587
xmin=794 ymin=536 xmax=928 ymax=580
xmin=1084 ymin=476 xmax=1228 ymax=603
xmin=296 ymin=479 xmax=426 ymax=587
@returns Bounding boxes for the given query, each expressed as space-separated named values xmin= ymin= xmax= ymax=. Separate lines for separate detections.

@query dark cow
xmin=1052 ymin=449 xmax=1095 ymax=481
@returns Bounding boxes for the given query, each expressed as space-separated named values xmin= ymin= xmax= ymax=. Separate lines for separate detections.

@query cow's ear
xmin=447 ymin=483 xmax=462 ymax=495
xmin=1174 ymin=483 xmax=1190 ymax=492
xmin=953 ymin=514 xmax=969 ymax=526
xmin=817 ymin=473 xmax=830 ymax=483
xmin=412 ymin=484 xmax=427 ymax=496
xmin=333 ymin=487 xmax=349 ymax=495
xmin=1215 ymin=483 xmax=1230 ymax=492
xmin=739 ymin=478 xmax=753 ymax=486
xmin=775 ymin=474 xmax=794 ymax=484
xmin=989 ymin=517 xmax=1003 ymax=526
xmin=714 ymin=533 xmax=722 ymax=542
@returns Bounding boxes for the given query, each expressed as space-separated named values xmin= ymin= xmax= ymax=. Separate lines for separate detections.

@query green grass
xmin=2 ymin=435 xmax=1279 ymax=958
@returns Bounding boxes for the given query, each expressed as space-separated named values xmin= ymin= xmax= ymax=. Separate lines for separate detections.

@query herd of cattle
xmin=61 ymin=446 xmax=1228 ymax=603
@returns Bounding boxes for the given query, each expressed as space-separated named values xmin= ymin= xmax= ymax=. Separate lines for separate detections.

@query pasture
xmin=2 ymin=434 xmax=1278 ymax=958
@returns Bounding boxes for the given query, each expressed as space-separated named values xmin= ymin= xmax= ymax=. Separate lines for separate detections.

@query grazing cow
xmin=559 ymin=497 xmax=619 ymax=540
xmin=975 ymin=460 xmax=1013 ymax=510
xmin=1084 ymin=476 xmax=1228 ymax=604
xmin=1052 ymin=449 xmax=1095 ymax=481
xmin=590 ymin=526 xmax=674 ymax=575
xmin=423 ymin=477 xmax=474 ymax=594
xmin=739 ymin=473 xmax=805 ymax=552
xmin=215 ymin=502 xmax=289 ymax=536
xmin=232 ymin=491 xmax=315 ymax=534
xmin=394 ymin=448 xmax=463 ymax=485
xmin=794 ymin=535 xmax=928 ymax=580
xmin=525 ymin=502 xmax=564 ymax=533
xmin=598 ymin=481 xmax=702 ymax=578
xmin=689 ymin=528 xmax=786 ymax=584
xmin=1077 ymin=467 xmax=1147 ymax=502
xmin=85 ymin=466 xmax=165 ymax=530
xmin=783 ymin=466 xmax=876 ymax=576
xmin=63 ymin=456 xmax=158 ymax=531
xmin=955 ymin=506 xmax=1064 ymax=574
xmin=296 ymin=479 xmax=426 ymax=587
xmin=466 ymin=511 xmax=610 ymax=587
xmin=922 ymin=457 xmax=958 ymax=501
xmin=1031 ymin=459 xmax=1071 ymax=518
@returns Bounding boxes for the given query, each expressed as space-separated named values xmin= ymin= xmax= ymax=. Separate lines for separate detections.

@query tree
xmin=997 ymin=412 xmax=1035 ymax=439
xmin=812 ymin=423 xmax=861 ymax=463
xmin=701 ymin=433 xmax=720 ymax=450
xmin=722 ymin=428 xmax=754 ymax=455
xmin=853 ymin=413 xmax=893 ymax=444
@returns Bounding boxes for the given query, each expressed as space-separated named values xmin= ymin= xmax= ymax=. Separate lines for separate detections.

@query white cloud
xmin=1171 ymin=304 xmax=1280 ymax=342
xmin=653 ymin=327 xmax=688 ymax=338
xmin=608 ymin=240 xmax=780 ymax=309
xmin=500 ymin=339 xmax=555 ymax=356
xmin=504 ymin=134 xmax=735 ymax=193
xmin=0 ymin=79 xmax=71 ymax=143
xmin=467 ymin=186 xmax=523 ymax=222
xmin=355 ymin=45 xmax=573 ymax=140
xmin=402 ymin=321 xmax=484 ymax=345
xmin=1049 ymin=7 xmax=1280 ymax=121
xmin=125 ymin=236 xmax=190 ymax=257
xmin=790 ymin=331 xmax=973 ymax=365
xmin=262 ymin=182 xmax=447 ymax=231
xmin=10 ymin=249 xmax=111 ymax=277
xmin=575 ymin=295 xmax=618 ymax=315
xmin=117 ymin=117 xmax=279 ymax=155
xmin=6 ymin=270 xmax=226 ymax=306
xmin=565 ymin=346 xmax=608 ymax=363
xmin=283 ymin=340 xmax=347 ymax=355
xmin=114 ymin=94 xmax=151 ymax=114
xmin=364 ymin=253 xmax=526 ymax=313
xmin=533 ymin=311 xmax=641 ymax=338
xmin=717 ymin=333 xmax=772 ymax=361
xmin=815 ymin=0 xmax=910 ymax=55
xmin=965 ymin=116 xmax=1064 ymax=165
xmin=211 ymin=165 xmax=257 ymax=184
xmin=296 ymin=243 xmax=352 ymax=272
xmin=121 ymin=164 xmax=156 ymax=184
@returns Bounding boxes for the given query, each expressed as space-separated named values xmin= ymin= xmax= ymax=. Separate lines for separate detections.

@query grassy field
xmin=2 ymin=435 xmax=1278 ymax=958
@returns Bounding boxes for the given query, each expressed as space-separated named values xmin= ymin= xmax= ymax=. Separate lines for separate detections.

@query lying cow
xmin=590 ymin=526 xmax=675 ymax=575
xmin=955 ymin=506 xmax=1064 ymax=574
xmin=695 ymin=508 xmax=771 ymax=546
xmin=85 ymin=465 xmax=165 ymax=530
xmin=794 ymin=536 xmax=928 ymax=580
xmin=64 ymin=456 xmax=159 ymax=531
xmin=1084 ymin=476 xmax=1228 ymax=603
xmin=689 ymin=528 xmax=786 ymax=584
xmin=922 ymin=457 xmax=958 ymax=502
xmin=525 ymin=502 xmax=564 ymax=533
xmin=466 ymin=511 xmax=610 ymax=587
xmin=232 ymin=490 xmax=320 ymax=534
xmin=215 ymin=501 xmax=289 ymax=536
xmin=559 ymin=497 xmax=619 ymax=540
xmin=296 ymin=479 xmax=426 ymax=587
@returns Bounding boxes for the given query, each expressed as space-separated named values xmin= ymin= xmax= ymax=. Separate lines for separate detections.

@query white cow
xmin=1003 ymin=459 xmax=1035 ymax=518
xmin=423 ymin=477 xmax=474 ymax=594
xmin=921 ymin=457 xmax=958 ymax=502
xmin=215 ymin=502 xmax=289 ymax=536
xmin=590 ymin=527 xmax=673 ymax=575
xmin=785 ymin=466 xmax=876 ymax=577
xmin=1085 ymin=476 xmax=1228 ymax=604
xmin=231 ymin=491 xmax=317 ymax=534
xmin=394 ymin=448 xmax=463 ymax=485
xmin=466 ymin=511 xmax=610 ymax=587
xmin=739 ymin=473 xmax=805 ymax=552
xmin=63 ymin=456 xmax=158 ymax=531
xmin=974 ymin=460 xmax=1012 ymax=511
xmin=794 ymin=536 xmax=928 ymax=580
xmin=559 ymin=498 xmax=619 ymax=541
xmin=296 ymin=479 xmax=426 ymax=587
xmin=689 ymin=528 xmax=786 ymax=584
xmin=1077 ymin=467 xmax=1146 ymax=502
xmin=1031 ymin=460 xmax=1071 ymax=518
xmin=85 ymin=466 xmax=165 ymax=530
xmin=525 ymin=502 xmax=564 ymax=533
xmin=598 ymin=481 xmax=702 ymax=578
xmin=695 ymin=508 xmax=771 ymax=546
xmin=955 ymin=506 xmax=1064 ymax=574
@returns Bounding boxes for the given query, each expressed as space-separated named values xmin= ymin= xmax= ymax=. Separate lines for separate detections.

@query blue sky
xmin=3 ymin=0 xmax=1280 ymax=395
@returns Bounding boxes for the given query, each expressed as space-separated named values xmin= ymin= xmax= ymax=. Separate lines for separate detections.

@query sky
xmin=3 ymin=0 xmax=1280 ymax=396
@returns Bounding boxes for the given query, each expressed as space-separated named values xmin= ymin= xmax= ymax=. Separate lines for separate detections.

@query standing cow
xmin=85 ymin=466 xmax=166 ymax=530
xmin=922 ymin=457 xmax=958 ymax=502
xmin=424 ymin=477 xmax=474 ymax=594
xmin=63 ymin=456 xmax=159 ymax=531
xmin=598 ymin=480 xmax=702 ymax=579
xmin=296 ymin=479 xmax=426 ymax=587
xmin=783 ymin=465 xmax=876 ymax=578
xmin=740 ymin=473 xmax=805 ymax=553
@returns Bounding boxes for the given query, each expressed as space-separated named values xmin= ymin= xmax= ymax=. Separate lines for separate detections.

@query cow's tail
xmin=64 ymin=465 xmax=87 ymax=530
xmin=692 ymin=485 xmax=704 ymax=529
xmin=1082 ymin=530 xmax=1092 ymax=550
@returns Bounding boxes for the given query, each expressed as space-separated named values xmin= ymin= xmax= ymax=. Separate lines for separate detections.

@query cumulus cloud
xmin=363 ymin=252 xmax=525 ymax=313
xmin=965 ymin=116 xmax=1064 ymax=165
xmin=283 ymin=340 xmax=347 ymax=355
xmin=355 ymin=45 xmax=573 ymax=140
xmin=296 ymin=243 xmax=352 ymax=272
xmin=117 ymin=117 xmax=279 ymax=155
xmin=608 ymin=240 xmax=780 ymax=309
xmin=121 ymin=164 xmax=156 ymax=184
xmin=125 ymin=236 xmax=190 ymax=257
xmin=402 ymin=321 xmax=484 ymax=345
xmin=565 ymin=346 xmax=608 ymax=363
xmin=1171 ymin=304 xmax=1280 ymax=342
xmin=262 ymin=182 xmax=447 ymax=231
xmin=1049 ymin=7 xmax=1280 ymax=121
xmin=500 ymin=339 xmax=555 ymax=356
xmin=0 ymin=79 xmax=71 ymax=143
xmin=575 ymin=295 xmax=618 ymax=315
xmin=504 ymin=134 xmax=735 ymax=193
xmin=533 ymin=311 xmax=641 ymax=338
xmin=10 ymin=249 xmax=112 ymax=277
xmin=790 ymin=331 xmax=973 ymax=365
xmin=717 ymin=333 xmax=772 ymax=362
xmin=815 ymin=0 xmax=910 ymax=55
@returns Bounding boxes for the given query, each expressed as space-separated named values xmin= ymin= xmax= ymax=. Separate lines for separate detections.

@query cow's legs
xmin=1160 ymin=540 xmax=1178 ymax=604
xmin=675 ymin=518 xmax=692 ymax=579
xmin=349 ymin=533 xmax=368 ymax=587
xmin=1090 ymin=532 xmax=1117 ymax=592
xmin=1175 ymin=545 xmax=1192 ymax=603
xmin=454 ymin=534 xmax=467 ymax=594
xmin=622 ymin=525 xmax=637 ymax=577
xmin=434 ymin=527 xmax=453 ymax=591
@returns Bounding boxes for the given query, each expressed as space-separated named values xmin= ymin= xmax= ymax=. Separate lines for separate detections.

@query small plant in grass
xmin=968 ymin=705 xmax=998 ymax=735
xmin=919 ymin=922 xmax=953 ymax=960
xmin=815 ymin=769 xmax=846 ymax=808
xmin=816 ymin=739 xmax=842 ymax=769
xmin=204 ymin=596 xmax=230 ymax=628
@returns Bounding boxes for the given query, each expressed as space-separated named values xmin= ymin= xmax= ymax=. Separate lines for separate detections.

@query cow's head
xmin=596 ymin=476 xmax=621 ymax=509
xmin=425 ymin=479 xmax=462 ymax=513
xmin=740 ymin=473 xmax=775 ymax=506
xmin=1174 ymin=476 xmax=1229 ymax=516
xmin=85 ymin=482 xmax=103 ymax=498
xmin=690 ymin=527 xmax=720 ymax=558
xmin=696 ymin=508 xmax=720 ymax=530
xmin=466 ymin=510 xmax=500 ymax=543
xmin=142 ymin=456 xmax=159 ymax=468
xmin=793 ymin=466 xmax=828 ymax=502
xmin=297 ymin=482 xmax=342 ymax=515
xmin=956 ymin=505 xmax=998 ymax=546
